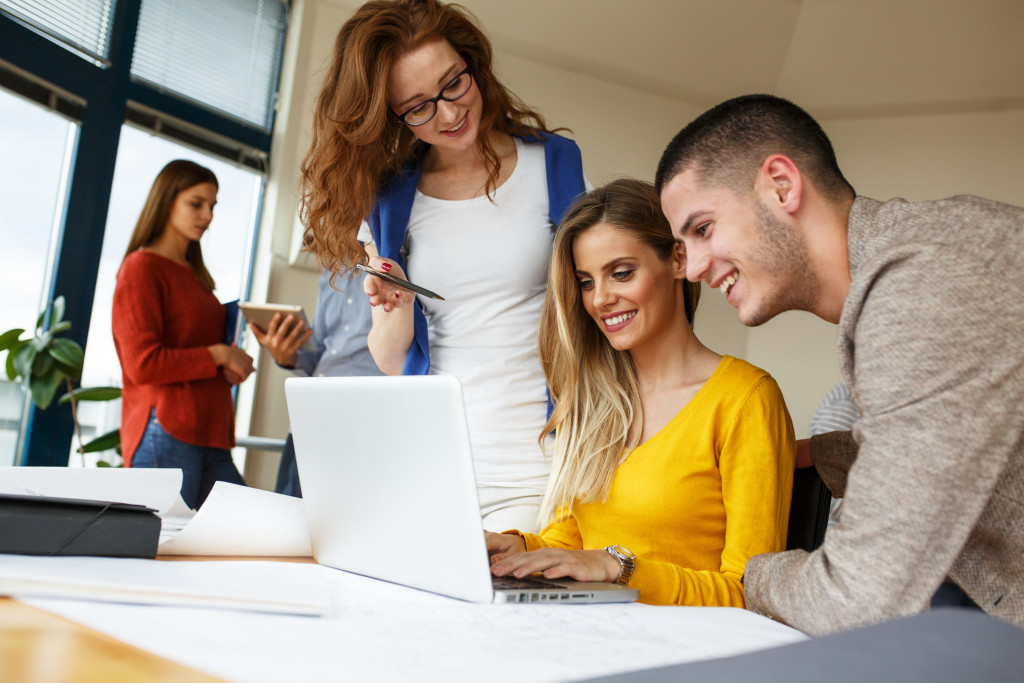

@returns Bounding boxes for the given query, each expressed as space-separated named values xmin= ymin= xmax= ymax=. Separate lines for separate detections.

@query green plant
xmin=1 ymin=296 xmax=122 ymax=466
xmin=59 ymin=386 xmax=123 ymax=466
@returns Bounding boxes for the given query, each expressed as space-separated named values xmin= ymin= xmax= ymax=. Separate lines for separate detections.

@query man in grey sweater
xmin=655 ymin=93 xmax=1023 ymax=635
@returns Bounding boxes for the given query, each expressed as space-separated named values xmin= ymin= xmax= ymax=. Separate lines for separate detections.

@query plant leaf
xmin=32 ymin=329 xmax=53 ymax=352
xmin=32 ymin=350 xmax=54 ymax=377
xmin=50 ymin=337 xmax=84 ymax=369
xmin=81 ymin=428 xmax=120 ymax=453
xmin=59 ymin=386 xmax=121 ymax=404
xmin=54 ymin=360 xmax=83 ymax=382
xmin=52 ymin=296 xmax=66 ymax=327
xmin=5 ymin=340 xmax=26 ymax=380
xmin=49 ymin=320 xmax=72 ymax=336
xmin=29 ymin=367 xmax=62 ymax=409
xmin=0 ymin=328 xmax=24 ymax=351
xmin=11 ymin=342 xmax=36 ymax=380
xmin=95 ymin=460 xmax=112 ymax=467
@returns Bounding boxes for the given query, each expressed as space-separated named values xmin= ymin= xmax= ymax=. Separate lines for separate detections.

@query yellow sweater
xmin=522 ymin=356 xmax=795 ymax=606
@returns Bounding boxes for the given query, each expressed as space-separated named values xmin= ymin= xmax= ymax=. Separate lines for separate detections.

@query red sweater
xmin=112 ymin=250 xmax=235 ymax=466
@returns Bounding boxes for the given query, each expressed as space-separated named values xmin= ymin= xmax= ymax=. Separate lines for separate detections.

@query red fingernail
xmin=380 ymin=262 xmax=392 ymax=272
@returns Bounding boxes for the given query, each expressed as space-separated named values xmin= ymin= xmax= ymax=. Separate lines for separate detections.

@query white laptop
xmin=285 ymin=375 xmax=638 ymax=604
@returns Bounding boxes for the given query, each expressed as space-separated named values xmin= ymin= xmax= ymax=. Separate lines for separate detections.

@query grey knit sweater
xmin=745 ymin=195 xmax=1024 ymax=635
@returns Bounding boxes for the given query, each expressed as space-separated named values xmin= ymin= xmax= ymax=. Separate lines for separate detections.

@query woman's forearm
xmin=367 ymin=304 xmax=414 ymax=375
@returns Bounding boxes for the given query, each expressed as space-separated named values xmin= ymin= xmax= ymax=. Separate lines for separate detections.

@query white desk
xmin=14 ymin=559 xmax=805 ymax=683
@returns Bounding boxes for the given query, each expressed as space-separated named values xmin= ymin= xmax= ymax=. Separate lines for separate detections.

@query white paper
xmin=0 ymin=468 xmax=312 ymax=557
xmin=0 ymin=466 xmax=189 ymax=517
xmin=2 ymin=555 xmax=328 ymax=616
xmin=22 ymin=564 xmax=807 ymax=683
xmin=158 ymin=482 xmax=311 ymax=557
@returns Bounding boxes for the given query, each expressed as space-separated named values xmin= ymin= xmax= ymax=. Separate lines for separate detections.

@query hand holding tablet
xmin=238 ymin=302 xmax=317 ymax=354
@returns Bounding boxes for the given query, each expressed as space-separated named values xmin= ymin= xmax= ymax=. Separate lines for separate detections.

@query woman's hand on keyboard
xmin=489 ymin=548 xmax=620 ymax=584
xmin=485 ymin=531 xmax=525 ymax=564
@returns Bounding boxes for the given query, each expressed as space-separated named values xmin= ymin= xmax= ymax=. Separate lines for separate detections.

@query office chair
xmin=785 ymin=467 xmax=832 ymax=551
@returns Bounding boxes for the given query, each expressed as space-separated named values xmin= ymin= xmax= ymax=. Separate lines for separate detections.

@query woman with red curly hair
xmin=301 ymin=0 xmax=587 ymax=531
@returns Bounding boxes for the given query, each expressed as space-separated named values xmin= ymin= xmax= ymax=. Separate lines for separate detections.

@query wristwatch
xmin=604 ymin=545 xmax=636 ymax=585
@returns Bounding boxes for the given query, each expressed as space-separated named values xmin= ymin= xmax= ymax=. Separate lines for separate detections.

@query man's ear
xmin=758 ymin=154 xmax=803 ymax=216
xmin=671 ymin=241 xmax=687 ymax=278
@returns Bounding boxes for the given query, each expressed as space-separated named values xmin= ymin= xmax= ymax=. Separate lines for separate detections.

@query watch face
xmin=609 ymin=545 xmax=635 ymax=561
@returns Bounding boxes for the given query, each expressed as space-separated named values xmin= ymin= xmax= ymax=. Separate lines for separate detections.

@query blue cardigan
xmin=368 ymin=132 xmax=586 ymax=375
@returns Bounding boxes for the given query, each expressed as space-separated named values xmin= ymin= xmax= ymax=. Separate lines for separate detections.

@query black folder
xmin=0 ymin=493 xmax=161 ymax=558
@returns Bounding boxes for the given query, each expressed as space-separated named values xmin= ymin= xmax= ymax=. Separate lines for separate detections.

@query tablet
xmin=238 ymin=302 xmax=318 ymax=352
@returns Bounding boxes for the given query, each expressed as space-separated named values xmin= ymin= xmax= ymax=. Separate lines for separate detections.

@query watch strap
xmin=604 ymin=545 xmax=636 ymax=585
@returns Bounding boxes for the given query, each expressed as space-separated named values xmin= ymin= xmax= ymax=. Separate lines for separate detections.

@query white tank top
xmin=404 ymin=138 xmax=552 ymax=486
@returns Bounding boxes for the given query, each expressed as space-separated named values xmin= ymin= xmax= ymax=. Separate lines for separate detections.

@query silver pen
xmin=355 ymin=263 xmax=445 ymax=301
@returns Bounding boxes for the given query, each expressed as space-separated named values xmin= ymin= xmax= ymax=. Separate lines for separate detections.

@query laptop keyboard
xmin=492 ymin=575 xmax=568 ymax=590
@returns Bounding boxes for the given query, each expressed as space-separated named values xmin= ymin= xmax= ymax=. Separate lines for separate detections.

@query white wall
xmin=241 ymin=0 xmax=1024 ymax=487
xmin=241 ymin=0 xmax=355 ymax=488
xmin=826 ymin=110 xmax=1024 ymax=206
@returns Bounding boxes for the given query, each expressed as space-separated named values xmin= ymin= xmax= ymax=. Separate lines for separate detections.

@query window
xmin=0 ymin=0 xmax=287 ymax=466
xmin=75 ymin=125 xmax=263 ymax=466
xmin=0 ymin=88 xmax=77 ymax=466
xmin=0 ymin=0 xmax=115 ymax=64
xmin=132 ymin=0 xmax=285 ymax=129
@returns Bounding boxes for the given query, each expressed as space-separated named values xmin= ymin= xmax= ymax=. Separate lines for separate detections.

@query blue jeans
xmin=132 ymin=409 xmax=245 ymax=509
xmin=274 ymin=432 xmax=303 ymax=498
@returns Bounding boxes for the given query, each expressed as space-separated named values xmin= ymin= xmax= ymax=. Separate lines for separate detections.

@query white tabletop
xmin=21 ymin=561 xmax=806 ymax=683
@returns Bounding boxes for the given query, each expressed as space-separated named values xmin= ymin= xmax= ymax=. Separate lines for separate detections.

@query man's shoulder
xmin=842 ymin=193 xmax=1024 ymax=360
xmin=849 ymin=194 xmax=1023 ymax=274
xmin=853 ymin=194 xmax=1023 ymax=236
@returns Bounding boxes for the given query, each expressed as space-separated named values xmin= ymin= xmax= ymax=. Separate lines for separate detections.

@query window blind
xmin=0 ymin=0 xmax=115 ymax=64
xmin=130 ymin=0 xmax=286 ymax=130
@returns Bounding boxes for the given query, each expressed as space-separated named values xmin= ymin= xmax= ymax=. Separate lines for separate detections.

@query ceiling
xmin=338 ymin=0 xmax=1024 ymax=118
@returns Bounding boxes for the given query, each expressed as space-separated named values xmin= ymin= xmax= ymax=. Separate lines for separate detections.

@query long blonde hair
xmin=537 ymin=179 xmax=701 ymax=521
xmin=299 ymin=0 xmax=558 ymax=275
xmin=122 ymin=159 xmax=218 ymax=292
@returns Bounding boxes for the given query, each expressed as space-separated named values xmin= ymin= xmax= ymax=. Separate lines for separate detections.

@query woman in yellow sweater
xmin=486 ymin=178 xmax=795 ymax=606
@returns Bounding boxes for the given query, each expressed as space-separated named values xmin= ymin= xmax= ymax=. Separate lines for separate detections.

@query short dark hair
xmin=655 ymin=94 xmax=854 ymax=203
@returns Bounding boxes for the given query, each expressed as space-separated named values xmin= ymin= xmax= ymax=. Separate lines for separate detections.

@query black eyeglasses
xmin=392 ymin=67 xmax=473 ymax=127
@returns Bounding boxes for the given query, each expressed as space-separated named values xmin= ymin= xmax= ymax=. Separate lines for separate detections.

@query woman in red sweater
xmin=112 ymin=159 xmax=254 ymax=509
